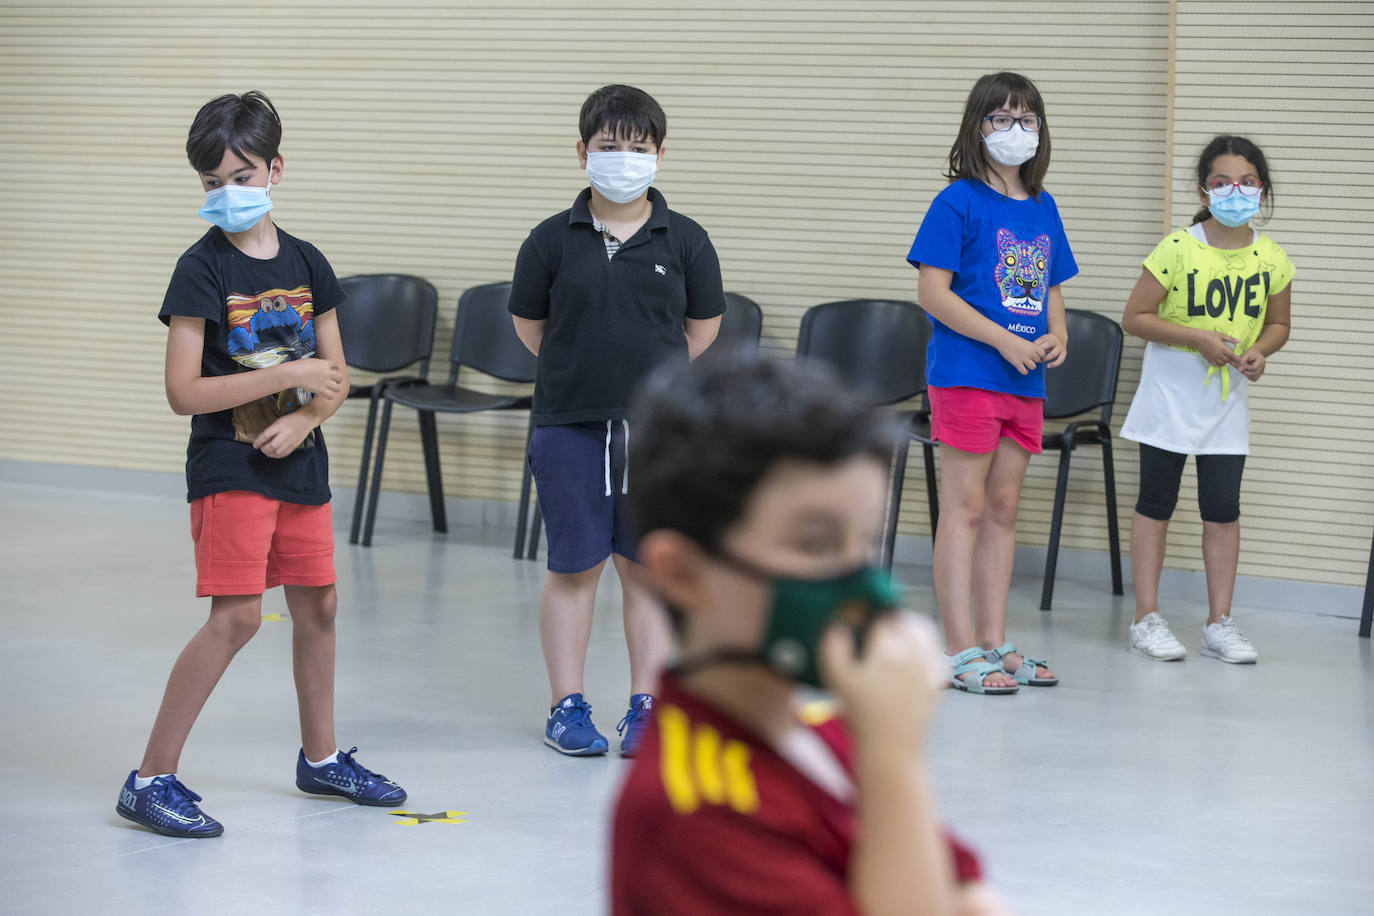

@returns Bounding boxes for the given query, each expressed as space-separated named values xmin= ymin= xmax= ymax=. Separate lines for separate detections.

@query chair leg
xmin=417 ymin=410 xmax=447 ymax=534
xmin=362 ymin=399 xmax=395 ymax=547
xmin=1101 ymin=432 xmax=1124 ymax=596
xmin=883 ymin=436 xmax=911 ymax=570
xmin=1360 ymin=529 xmax=1374 ymax=638
xmin=349 ymin=383 xmax=384 ymax=545
xmin=514 ymin=415 xmax=535 ymax=559
xmin=1040 ymin=438 xmax=1074 ymax=612
xmin=527 ymin=504 xmax=542 ymax=561
xmin=922 ymin=442 xmax=939 ymax=537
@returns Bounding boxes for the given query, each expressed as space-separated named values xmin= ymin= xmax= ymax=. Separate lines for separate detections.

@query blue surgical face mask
xmin=199 ymin=166 xmax=274 ymax=233
xmin=585 ymin=151 xmax=657 ymax=203
xmin=1207 ymin=185 xmax=1261 ymax=227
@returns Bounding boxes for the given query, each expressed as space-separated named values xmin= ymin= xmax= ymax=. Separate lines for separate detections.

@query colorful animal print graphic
xmin=994 ymin=228 xmax=1051 ymax=317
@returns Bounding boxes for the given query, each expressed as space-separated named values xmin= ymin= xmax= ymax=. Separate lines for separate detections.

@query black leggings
xmin=1135 ymin=443 xmax=1246 ymax=524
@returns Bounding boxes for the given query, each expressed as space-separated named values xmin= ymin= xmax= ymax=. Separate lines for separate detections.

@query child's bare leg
xmin=971 ymin=440 xmax=1049 ymax=679
xmin=286 ymin=584 xmax=337 ymax=761
xmin=933 ymin=446 xmax=1015 ymax=689
xmin=613 ymin=554 xmax=670 ymax=697
xmin=540 ymin=560 xmax=607 ymax=704
xmin=1201 ymin=520 xmax=1240 ymax=625
xmin=1130 ymin=512 xmax=1169 ymax=623
xmin=138 ymin=594 xmax=263 ymax=776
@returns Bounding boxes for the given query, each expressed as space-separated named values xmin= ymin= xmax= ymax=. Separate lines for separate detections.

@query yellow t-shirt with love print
xmin=1143 ymin=227 xmax=1294 ymax=398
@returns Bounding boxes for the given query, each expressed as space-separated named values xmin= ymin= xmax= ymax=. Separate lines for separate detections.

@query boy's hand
xmin=253 ymin=412 xmax=317 ymax=459
xmin=1238 ymin=346 xmax=1266 ymax=381
xmin=292 ymin=357 xmax=346 ymax=399
xmin=1193 ymin=329 xmax=1241 ymax=368
xmin=819 ymin=611 xmax=945 ymax=751
xmin=995 ymin=335 xmax=1043 ymax=376
xmin=1035 ymin=332 xmax=1067 ymax=368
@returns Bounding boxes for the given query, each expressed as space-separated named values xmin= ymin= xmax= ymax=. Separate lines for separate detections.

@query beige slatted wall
xmin=1167 ymin=1 xmax=1374 ymax=585
xmin=1 ymin=1 xmax=1368 ymax=586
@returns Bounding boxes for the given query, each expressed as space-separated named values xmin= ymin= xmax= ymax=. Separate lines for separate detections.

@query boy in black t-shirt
xmin=116 ymin=91 xmax=405 ymax=839
xmin=508 ymin=85 xmax=726 ymax=757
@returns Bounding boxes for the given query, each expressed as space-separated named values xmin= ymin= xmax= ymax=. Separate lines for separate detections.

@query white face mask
xmin=585 ymin=151 xmax=657 ymax=203
xmin=983 ymin=125 xmax=1040 ymax=167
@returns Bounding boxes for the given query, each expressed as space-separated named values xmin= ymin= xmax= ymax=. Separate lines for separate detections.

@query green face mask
xmin=676 ymin=554 xmax=901 ymax=689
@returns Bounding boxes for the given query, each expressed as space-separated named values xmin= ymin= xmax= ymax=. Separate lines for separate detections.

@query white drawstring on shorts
xmin=603 ymin=419 xmax=630 ymax=496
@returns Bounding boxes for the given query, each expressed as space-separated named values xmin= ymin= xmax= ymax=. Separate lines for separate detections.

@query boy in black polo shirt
xmin=509 ymin=84 xmax=726 ymax=757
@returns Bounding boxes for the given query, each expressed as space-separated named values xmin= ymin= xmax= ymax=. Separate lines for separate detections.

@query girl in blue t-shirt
xmin=906 ymin=71 xmax=1078 ymax=694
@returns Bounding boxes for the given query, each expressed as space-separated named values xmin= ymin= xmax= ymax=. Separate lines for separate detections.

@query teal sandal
xmin=986 ymin=642 xmax=1058 ymax=687
xmin=950 ymin=647 xmax=1019 ymax=694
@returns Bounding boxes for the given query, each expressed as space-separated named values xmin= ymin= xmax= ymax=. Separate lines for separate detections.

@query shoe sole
xmin=1128 ymin=644 xmax=1186 ymax=661
xmin=1198 ymin=646 xmax=1257 ymax=664
xmin=296 ymin=783 xmax=407 ymax=806
xmin=544 ymin=736 xmax=608 ymax=756
xmin=116 ymin=803 xmax=224 ymax=839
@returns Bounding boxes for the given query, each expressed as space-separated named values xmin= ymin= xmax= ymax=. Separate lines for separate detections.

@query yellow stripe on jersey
xmin=694 ymin=725 xmax=726 ymax=805
xmin=722 ymin=741 xmax=760 ymax=815
xmin=659 ymin=705 xmax=699 ymax=815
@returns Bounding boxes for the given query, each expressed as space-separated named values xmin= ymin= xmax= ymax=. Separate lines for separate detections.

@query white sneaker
xmin=1128 ymin=613 xmax=1187 ymax=661
xmin=1200 ymin=616 xmax=1258 ymax=664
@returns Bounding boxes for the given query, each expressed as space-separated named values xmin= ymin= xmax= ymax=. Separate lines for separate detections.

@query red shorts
xmin=928 ymin=385 xmax=1044 ymax=454
xmin=190 ymin=490 xmax=335 ymax=597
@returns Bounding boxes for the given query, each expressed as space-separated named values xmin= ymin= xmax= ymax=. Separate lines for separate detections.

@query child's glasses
xmin=1204 ymin=179 xmax=1263 ymax=198
xmin=982 ymin=114 xmax=1043 ymax=132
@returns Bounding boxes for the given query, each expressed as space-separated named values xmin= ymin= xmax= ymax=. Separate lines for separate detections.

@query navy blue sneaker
xmin=116 ymin=771 xmax=224 ymax=838
xmin=544 ymin=693 xmax=609 ymax=756
xmin=617 ymin=694 xmax=655 ymax=758
xmin=295 ymin=747 xmax=407 ymax=806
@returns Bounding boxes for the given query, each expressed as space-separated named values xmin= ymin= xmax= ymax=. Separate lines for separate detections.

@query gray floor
xmin=1 ymin=478 xmax=1371 ymax=915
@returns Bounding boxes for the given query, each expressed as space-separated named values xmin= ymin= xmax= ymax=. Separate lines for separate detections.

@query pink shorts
xmin=190 ymin=490 xmax=335 ymax=597
xmin=928 ymin=386 xmax=1044 ymax=455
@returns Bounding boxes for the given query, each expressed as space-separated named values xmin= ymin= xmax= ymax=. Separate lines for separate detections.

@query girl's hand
xmin=996 ymin=335 xmax=1043 ymax=375
xmin=1238 ymin=346 xmax=1267 ymax=381
xmin=292 ymin=357 xmax=346 ymax=399
xmin=819 ymin=611 xmax=945 ymax=750
xmin=1035 ymin=332 xmax=1067 ymax=368
xmin=253 ymin=412 xmax=316 ymax=458
xmin=1193 ymin=329 xmax=1241 ymax=368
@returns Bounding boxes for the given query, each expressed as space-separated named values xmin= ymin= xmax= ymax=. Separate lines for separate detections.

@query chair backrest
xmin=448 ymin=281 xmax=539 ymax=384
xmin=336 ymin=274 xmax=438 ymax=375
xmin=795 ymin=299 xmax=928 ymax=406
xmin=1043 ymin=309 xmax=1124 ymax=422
xmin=715 ymin=292 xmax=764 ymax=350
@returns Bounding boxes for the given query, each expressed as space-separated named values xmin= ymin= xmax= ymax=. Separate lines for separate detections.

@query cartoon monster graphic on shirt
xmin=994 ymin=228 xmax=1051 ymax=317
xmin=224 ymin=286 xmax=318 ymax=447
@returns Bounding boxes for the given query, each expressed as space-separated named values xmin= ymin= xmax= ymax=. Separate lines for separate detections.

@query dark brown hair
xmin=944 ymin=71 xmax=1050 ymax=197
xmin=1191 ymin=134 xmax=1274 ymax=225
xmin=579 ymin=84 xmax=666 ymax=147
xmin=186 ymin=91 xmax=281 ymax=173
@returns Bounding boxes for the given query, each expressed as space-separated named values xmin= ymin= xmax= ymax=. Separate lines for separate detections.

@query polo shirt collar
xmin=569 ymin=187 xmax=669 ymax=230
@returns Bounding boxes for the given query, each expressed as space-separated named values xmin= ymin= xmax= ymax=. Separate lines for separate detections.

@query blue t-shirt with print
xmin=906 ymin=179 xmax=1077 ymax=398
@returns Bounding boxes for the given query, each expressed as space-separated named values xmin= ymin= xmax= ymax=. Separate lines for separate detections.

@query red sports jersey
xmin=611 ymin=674 xmax=982 ymax=915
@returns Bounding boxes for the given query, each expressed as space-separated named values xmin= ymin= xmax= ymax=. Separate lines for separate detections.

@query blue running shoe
xmin=116 ymin=771 xmax=224 ymax=838
xmin=616 ymin=694 xmax=655 ymax=758
xmin=545 ymin=693 xmax=609 ymax=756
xmin=295 ymin=747 xmax=407 ymax=806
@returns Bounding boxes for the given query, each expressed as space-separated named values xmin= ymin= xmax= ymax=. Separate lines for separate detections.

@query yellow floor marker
xmin=261 ymin=613 xmax=287 ymax=622
xmin=389 ymin=810 xmax=469 ymax=826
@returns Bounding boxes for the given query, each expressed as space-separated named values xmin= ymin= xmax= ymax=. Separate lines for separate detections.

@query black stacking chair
xmin=1039 ymin=309 xmax=1125 ymax=610
xmin=361 ymin=282 xmax=536 ymax=547
xmin=795 ymin=299 xmax=935 ymax=569
xmin=1360 ymin=533 xmax=1373 ymax=638
xmin=518 ymin=291 xmax=765 ymax=562
xmin=716 ymin=292 xmax=764 ymax=350
xmin=335 ymin=274 xmax=438 ymax=545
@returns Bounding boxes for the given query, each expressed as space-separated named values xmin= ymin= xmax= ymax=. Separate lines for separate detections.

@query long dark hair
xmin=944 ymin=71 xmax=1051 ymax=197
xmin=1191 ymin=134 xmax=1275 ymax=225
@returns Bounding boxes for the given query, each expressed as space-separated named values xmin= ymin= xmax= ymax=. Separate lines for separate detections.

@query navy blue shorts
xmin=528 ymin=420 xmax=638 ymax=574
